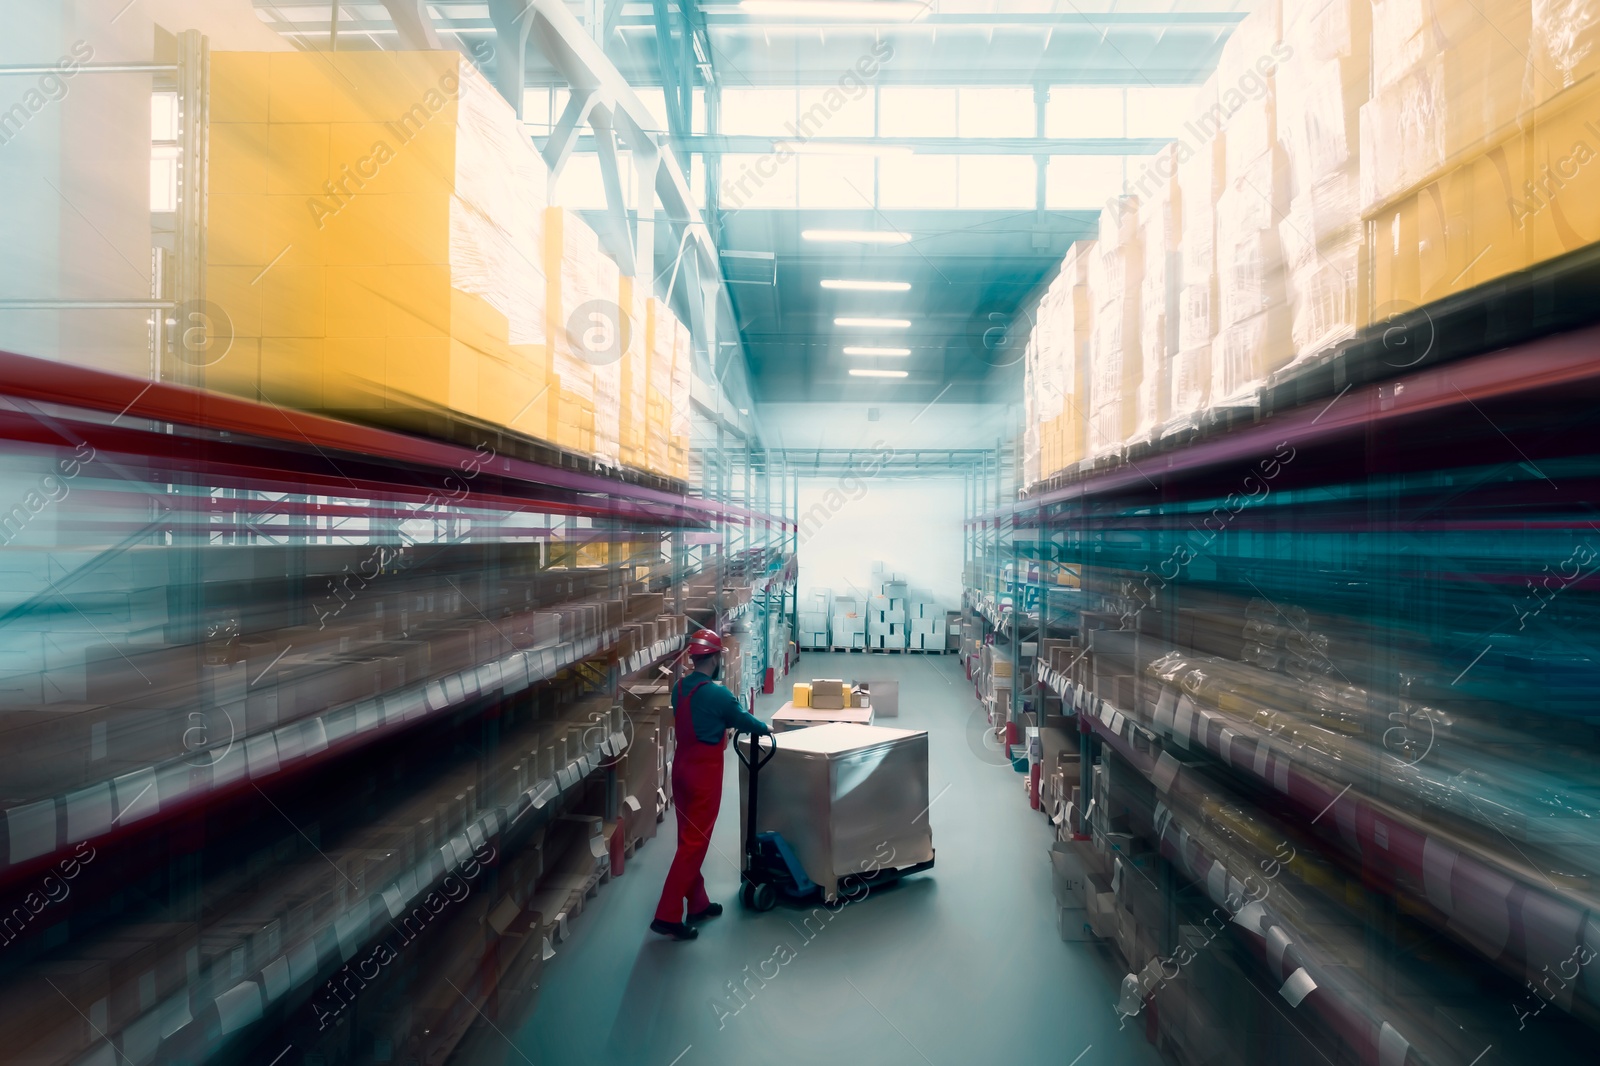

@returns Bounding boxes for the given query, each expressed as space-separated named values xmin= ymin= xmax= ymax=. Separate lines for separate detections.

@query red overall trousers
xmin=654 ymin=678 xmax=726 ymax=923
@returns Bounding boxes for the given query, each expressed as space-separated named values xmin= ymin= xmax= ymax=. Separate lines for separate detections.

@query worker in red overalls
xmin=652 ymin=628 xmax=772 ymax=941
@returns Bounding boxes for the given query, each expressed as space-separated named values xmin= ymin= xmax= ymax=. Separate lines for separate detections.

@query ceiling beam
xmin=378 ymin=0 xmax=443 ymax=49
xmin=645 ymin=11 xmax=1249 ymax=27
xmin=569 ymin=134 xmax=1175 ymax=156
xmin=486 ymin=0 xmax=536 ymax=111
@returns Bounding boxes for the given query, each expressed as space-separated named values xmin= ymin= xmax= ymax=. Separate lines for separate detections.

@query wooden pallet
xmin=827 ymin=645 xmax=868 ymax=653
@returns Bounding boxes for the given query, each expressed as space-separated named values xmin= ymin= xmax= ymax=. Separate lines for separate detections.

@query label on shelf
xmin=1233 ymin=900 xmax=1266 ymax=935
xmin=1267 ymin=925 xmax=1292 ymax=974
xmin=1152 ymin=752 xmax=1181 ymax=793
xmin=1378 ymin=1022 xmax=1410 ymax=1066
xmin=1173 ymin=696 xmax=1195 ymax=749
xmin=1279 ymin=966 xmax=1316 ymax=1008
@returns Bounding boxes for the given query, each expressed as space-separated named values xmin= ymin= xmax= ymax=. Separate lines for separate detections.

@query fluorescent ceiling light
xmin=803 ymin=229 xmax=912 ymax=244
xmin=740 ymin=0 xmax=930 ymax=21
xmin=834 ymin=317 xmax=911 ymax=328
xmin=781 ymin=140 xmax=914 ymax=157
xmin=821 ymin=279 xmax=911 ymax=292
xmin=844 ymin=346 xmax=911 ymax=357
xmin=849 ymin=368 xmax=910 ymax=378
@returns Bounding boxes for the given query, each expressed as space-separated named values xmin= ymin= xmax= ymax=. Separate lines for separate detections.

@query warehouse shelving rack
xmin=975 ymin=283 xmax=1600 ymax=1063
xmin=0 ymin=346 xmax=795 ymax=1066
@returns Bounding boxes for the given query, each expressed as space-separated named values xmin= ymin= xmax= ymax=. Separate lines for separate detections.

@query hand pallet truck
xmin=734 ymin=728 xmax=935 ymax=911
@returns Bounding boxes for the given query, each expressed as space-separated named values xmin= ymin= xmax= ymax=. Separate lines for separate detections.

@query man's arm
xmin=705 ymin=684 xmax=771 ymax=735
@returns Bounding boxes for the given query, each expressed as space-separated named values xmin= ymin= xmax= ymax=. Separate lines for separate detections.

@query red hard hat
xmin=687 ymin=628 xmax=723 ymax=657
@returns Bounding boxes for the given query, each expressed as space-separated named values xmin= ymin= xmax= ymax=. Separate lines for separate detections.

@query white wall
xmin=761 ymin=402 xmax=1017 ymax=452
xmin=797 ymin=477 xmax=965 ymax=609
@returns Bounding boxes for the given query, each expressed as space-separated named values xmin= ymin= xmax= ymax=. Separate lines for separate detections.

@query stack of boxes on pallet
xmin=1022 ymin=0 xmax=1600 ymax=488
xmin=865 ymin=563 xmax=945 ymax=651
xmin=799 ymin=573 xmax=946 ymax=652
xmin=976 ymin=643 xmax=1014 ymax=713
xmin=797 ymin=590 xmax=831 ymax=650
xmin=830 ymin=595 xmax=865 ymax=649
xmin=204 ymin=50 xmax=693 ymax=480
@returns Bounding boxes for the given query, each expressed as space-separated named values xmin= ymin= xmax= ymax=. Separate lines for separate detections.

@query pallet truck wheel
xmin=742 ymin=881 xmax=776 ymax=911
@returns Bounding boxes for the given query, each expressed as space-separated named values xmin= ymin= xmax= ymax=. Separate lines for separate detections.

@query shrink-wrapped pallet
xmin=618 ymin=276 xmax=650 ymax=470
xmin=669 ymin=316 xmax=693 ymax=480
xmin=1137 ymin=162 xmax=1179 ymax=441
xmin=205 ymin=50 xmax=551 ymax=435
xmin=547 ymin=207 xmax=622 ymax=461
xmin=1173 ymin=94 xmax=1220 ymax=421
xmin=1525 ymin=0 xmax=1600 ymax=108
xmin=1360 ymin=0 xmax=1532 ymax=211
xmin=1036 ymin=243 xmax=1092 ymax=477
xmin=1086 ymin=200 xmax=1143 ymax=456
xmin=645 ymin=299 xmax=677 ymax=477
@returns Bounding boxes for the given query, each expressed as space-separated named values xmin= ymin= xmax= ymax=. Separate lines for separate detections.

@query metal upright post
xmin=789 ymin=460 xmax=798 ymax=655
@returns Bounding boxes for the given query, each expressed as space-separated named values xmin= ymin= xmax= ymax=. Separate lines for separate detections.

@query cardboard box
xmin=792 ymin=682 xmax=811 ymax=708
xmin=809 ymin=679 xmax=845 ymax=710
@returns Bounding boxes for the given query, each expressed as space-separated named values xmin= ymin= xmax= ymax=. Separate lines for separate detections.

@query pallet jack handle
xmin=736 ymin=730 xmax=777 ymax=869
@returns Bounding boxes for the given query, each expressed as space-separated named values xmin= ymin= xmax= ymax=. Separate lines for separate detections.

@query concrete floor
xmin=487 ymin=653 xmax=1168 ymax=1066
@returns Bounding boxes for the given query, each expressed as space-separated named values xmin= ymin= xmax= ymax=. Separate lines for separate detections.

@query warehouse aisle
xmin=490 ymin=654 xmax=1165 ymax=1066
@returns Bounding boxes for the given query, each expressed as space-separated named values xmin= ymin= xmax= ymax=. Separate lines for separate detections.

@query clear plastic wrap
xmin=451 ymin=67 xmax=548 ymax=349
xmin=1170 ymin=345 xmax=1209 ymax=420
xmin=1087 ymin=203 xmax=1144 ymax=454
xmin=646 ymin=298 xmax=676 ymax=475
xmin=670 ymin=316 xmax=693 ymax=478
xmin=1044 ymin=242 xmax=1094 ymax=475
xmin=1363 ymin=2 xmax=1533 ymax=211
xmin=618 ymin=277 xmax=649 ymax=469
xmin=1370 ymin=0 xmax=1433 ymax=91
xmin=1219 ymin=229 xmax=1285 ymax=329
xmin=1211 ymin=311 xmax=1290 ymax=405
xmin=1177 ymin=281 xmax=1214 ymax=355
xmin=1278 ymin=56 xmax=1368 ymax=197
xmin=1282 ymin=230 xmax=1362 ymax=360
xmin=1283 ymin=0 xmax=1372 ymax=64
xmin=1034 ymin=267 xmax=1074 ymax=426
xmin=1358 ymin=60 xmax=1446 ymax=211
xmin=1215 ymin=0 xmax=1283 ymax=90
xmin=1527 ymin=0 xmax=1600 ymax=107
xmin=1223 ymin=93 xmax=1278 ymax=181
xmin=1135 ymin=182 xmax=1177 ymax=440
xmin=551 ymin=207 xmax=621 ymax=459
xmin=207 ymin=52 xmax=554 ymax=433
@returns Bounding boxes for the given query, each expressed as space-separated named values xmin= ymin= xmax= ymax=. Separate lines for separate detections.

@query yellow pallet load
xmin=1525 ymin=0 xmax=1600 ymax=109
xmin=792 ymin=682 xmax=811 ymax=708
xmin=644 ymin=298 xmax=677 ymax=477
xmin=668 ymin=315 xmax=693 ymax=480
xmin=1362 ymin=0 xmax=1531 ymax=214
xmin=1027 ymin=243 xmax=1089 ymax=483
xmin=1061 ymin=242 xmax=1094 ymax=471
xmin=545 ymin=207 xmax=622 ymax=461
xmin=1174 ymin=82 xmax=1221 ymax=425
xmin=1022 ymin=334 xmax=1042 ymax=488
xmin=1210 ymin=0 xmax=1293 ymax=404
xmin=1275 ymin=0 xmax=1370 ymax=356
xmin=1520 ymin=1 xmax=1600 ymax=264
xmin=1087 ymin=200 xmax=1144 ymax=456
xmin=204 ymin=50 xmax=550 ymax=434
xmin=1361 ymin=0 xmax=1534 ymax=311
xmin=1136 ymin=146 xmax=1180 ymax=443
xmin=1377 ymin=0 xmax=1600 ymax=305
xmin=618 ymin=276 xmax=650 ymax=471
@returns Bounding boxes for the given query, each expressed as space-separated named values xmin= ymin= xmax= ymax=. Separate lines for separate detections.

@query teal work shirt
xmin=674 ymin=674 xmax=769 ymax=745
